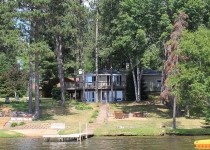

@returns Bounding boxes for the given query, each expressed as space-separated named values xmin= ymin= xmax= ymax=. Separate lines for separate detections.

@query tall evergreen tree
xmin=0 ymin=1 xmax=25 ymax=98
xmin=17 ymin=0 xmax=51 ymax=118
xmin=47 ymin=0 xmax=83 ymax=105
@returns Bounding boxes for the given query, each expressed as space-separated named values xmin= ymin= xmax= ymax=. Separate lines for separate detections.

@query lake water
xmin=0 ymin=136 xmax=207 ymax=150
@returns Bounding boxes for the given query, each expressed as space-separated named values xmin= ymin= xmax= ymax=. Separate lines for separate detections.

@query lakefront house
xmin=65 ymin=70 xmax=127 ymax=102
xmin=63 ymin=69 xmax=161 ymax=102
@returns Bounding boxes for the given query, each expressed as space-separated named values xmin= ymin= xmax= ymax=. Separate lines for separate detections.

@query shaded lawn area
xmin=104 ymin=101 xmax=206 ymax=136
xmin=110 ymin=101 xmax=171 ymax=118
xmin=0 ymin=98 xmax=98 ymax=134
xmin=37 ymin=99 xmax=98 ymax=134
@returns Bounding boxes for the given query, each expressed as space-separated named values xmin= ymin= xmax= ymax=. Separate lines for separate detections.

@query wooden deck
xmin=43 ymin=133 xmax=93 ymax=142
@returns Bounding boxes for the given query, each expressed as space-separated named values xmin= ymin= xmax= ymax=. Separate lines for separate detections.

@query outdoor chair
xmin=114 ymin=111 xmax=124 ymax=119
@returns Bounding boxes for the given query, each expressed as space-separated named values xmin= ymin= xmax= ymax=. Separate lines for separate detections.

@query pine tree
xmin=17 ymin=0 xmax=51 ymax=118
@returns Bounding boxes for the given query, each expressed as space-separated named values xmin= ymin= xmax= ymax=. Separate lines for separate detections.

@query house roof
xmin=80 ymin=69 xmax=127 ymax=76
xmin=77 ymin=69 xmax=161 ymax=76
xmin=142 ymin=69 xmax=162 ymax=75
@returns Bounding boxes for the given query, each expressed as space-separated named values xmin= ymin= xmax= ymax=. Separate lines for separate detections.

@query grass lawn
xmin=0 ymin=130 xmax=24 ymax=138
xmin=0 ymin=97 xmax=208 ymax=136
xmin=95 ymin=101 xmax=207 ymax=136
xmin=37 ymin=99 xmax=99 ymax=134
xmin=95 ymin=119 xmax=164 ymax=136
xmin=166 ymin=128 xmax=210 ymax=135
xmin=0 ymin=98 xmax=99 ymax=134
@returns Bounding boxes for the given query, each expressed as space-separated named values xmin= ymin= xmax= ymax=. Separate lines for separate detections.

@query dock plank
xmin=43 ymin=133 xmax=93 ymax=142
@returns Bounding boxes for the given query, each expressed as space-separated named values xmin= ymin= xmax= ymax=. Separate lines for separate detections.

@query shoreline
xmin=1 ymin=128 xmax=210 ymax=138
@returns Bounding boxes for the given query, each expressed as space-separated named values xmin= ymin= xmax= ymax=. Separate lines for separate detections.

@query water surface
xmin=0 ymin=136 xmax=207 ymax=150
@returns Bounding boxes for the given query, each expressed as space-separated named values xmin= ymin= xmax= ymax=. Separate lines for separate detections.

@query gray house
xmin=64 ymin=69 xmax=161 ymax=102
xmin=142 ymin=69 xmax=162 ymax=92
xmin=65 ymin=70 xmax=127 ymax=102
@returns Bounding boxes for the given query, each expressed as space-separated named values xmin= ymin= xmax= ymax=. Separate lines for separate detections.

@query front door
xmin=102 ymin=91 xmax=109 ymax=103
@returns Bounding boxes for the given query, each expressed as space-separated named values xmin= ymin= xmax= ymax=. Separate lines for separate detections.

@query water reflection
xmin=0 ymin=136 xmax=208 ymax=150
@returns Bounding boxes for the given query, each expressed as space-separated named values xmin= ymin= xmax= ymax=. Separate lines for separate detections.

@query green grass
xmin=1 ymin=97 xmax=208 ymax=136
xmin=0 ymin=130 xmax=24 ymax=138
xmin=70 ymin=100 xmax=93 ymax=110
xmin=166 ymin=128 xmax=210 ymax=135
xmin=94 ymin=120 xmax=163 ymax=136
xmin=89 ymin=110 xmax=99 ymax=123
xmin=110 ymin=101 xmax=171 ymax=118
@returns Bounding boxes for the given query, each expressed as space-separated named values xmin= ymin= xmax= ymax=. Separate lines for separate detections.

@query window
xmin=157 ymin=79 xmax=161 ymax=83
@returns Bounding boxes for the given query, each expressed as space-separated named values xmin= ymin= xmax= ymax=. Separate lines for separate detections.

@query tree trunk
xmin=34 ymin=53 xmax=40 ymax=119
xmin=172 ymin=96 xmax=176 ymax=129
xmin=137 ymin=64 xmax=140 ymax=102
xmin=79 ymin=3 xmax=85 ymax=102
xmin=95 ymin=6 xmax=99 ymax=103
xmin=55 ymin=35 xmax=65 ymax=106
xmin=111 ymin=67 xmax=113 ymax=102
xmin=130 ymin=59 xmax=138 ymax=101
xmin=186 ymin=99 xmax=190 ymax=117
xmin=139 ymin=69 xmax=143 ymax=101
xmin=28 ymin=56 xmax=33 ymax=114
xmin=82 ymin=67 xmax=85 ymax=101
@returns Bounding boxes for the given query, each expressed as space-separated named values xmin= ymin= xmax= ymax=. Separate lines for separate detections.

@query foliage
xmin=19 ymin=121 xmax=25 ymax=126
xmin=204 ymin=106 xmax=210 ymax=123
xmin=0 ymin=53 xmax=27 ymax=97
xmin=71 ymin=100 xmax=93 ymax=110
xmin=10 ymin=121 xmax=25 ymax=127
xmin=125 ymin=71 xmax=135 ymax=101
xmin=168 ymin=26 xmax=210 ymax=118
xmin=51 ymin=87 xmax=61 ymax=100
xmin=126 ymin=70 xmax=148 ymax=101
xmin=11 ymin=122 xmax=18 ymax=127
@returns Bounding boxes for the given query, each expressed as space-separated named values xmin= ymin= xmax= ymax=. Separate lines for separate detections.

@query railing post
xmin=86 ymin=122 xmax=88 ymax=139
xmin=79 ymin=122 xmax=81 ymax=143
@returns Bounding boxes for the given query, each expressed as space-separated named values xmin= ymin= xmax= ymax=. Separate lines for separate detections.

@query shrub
xmin=75 ymin=104 xmax=92 ymax=110
xmin=19 ymin=122 xmax=25 ymax=126
xmin=11 ymin=122 xmax=18 ymax=127
xmin=88 ymin=119 xmax=94 ymax=123
xmin=51 ymin=87 xmax=61 ymax=100
xmin=71 ymin=100 xmax=93 ymax=110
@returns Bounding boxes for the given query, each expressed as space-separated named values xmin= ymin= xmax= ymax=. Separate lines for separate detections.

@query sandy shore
xmin=10 ymin=129 xmax=58 ymax=137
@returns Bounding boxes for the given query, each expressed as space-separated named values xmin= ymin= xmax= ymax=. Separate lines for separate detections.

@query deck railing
xmin=65 ymin=81 xmax=126 ymax=90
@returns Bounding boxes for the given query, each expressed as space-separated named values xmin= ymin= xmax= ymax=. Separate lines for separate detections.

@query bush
xmin=10 ymin=122 xmax=26 ymax=127
xmin=71 ymin=100 xmax=93 ymax=110
xmin=19 ymin=122 xmax=25 ymax=126
xmin=51 ymin=87 xmax=61 ymax=100
xmin=11 ymin=122 xmax=18 ymax=127
xmin=75 ymin=103 xmax=93 ymax=110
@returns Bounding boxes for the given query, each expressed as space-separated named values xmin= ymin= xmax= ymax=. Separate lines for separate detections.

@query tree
xmin=47 ymin=0 xmax=82 ymax=106
xmin=17 ymin=0 xmax=52 ymax=118
xmin=161 ymin=12 xmax=188 ymax=129
xmin=0 ymin=1 xmax=24 ymax=98
xmin=168 ymin=26 xmax=210 ymax=122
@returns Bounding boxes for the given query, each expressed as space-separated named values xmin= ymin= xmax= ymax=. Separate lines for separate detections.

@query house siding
xmin=143 ymin=75 xmax=161 ymax=92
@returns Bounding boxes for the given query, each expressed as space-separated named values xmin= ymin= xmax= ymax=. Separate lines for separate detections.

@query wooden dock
xmin=43 ymin=133 xmax=93 ymax=142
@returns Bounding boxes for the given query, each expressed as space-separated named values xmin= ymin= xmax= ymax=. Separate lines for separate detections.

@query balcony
xmin=65 ymin=81 xmax=126 ymax=90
